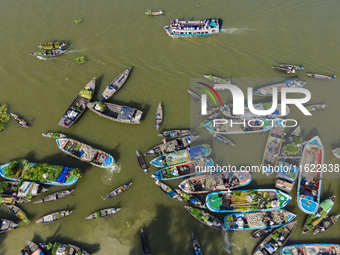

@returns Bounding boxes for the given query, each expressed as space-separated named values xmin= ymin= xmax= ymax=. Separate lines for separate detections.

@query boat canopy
xmin=118 ymin=106 xmax=135 ymax=120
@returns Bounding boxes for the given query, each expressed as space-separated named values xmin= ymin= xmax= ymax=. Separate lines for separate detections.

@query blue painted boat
xmin=280 ymin=244 xmax=340 ymax=255
xmin=297 ymin=135 xmax=323 ymax=214
xmin=164 ymin=19 xmax=220 ymax=38
xmin=224 ymin=209 xmax=296 ymax=231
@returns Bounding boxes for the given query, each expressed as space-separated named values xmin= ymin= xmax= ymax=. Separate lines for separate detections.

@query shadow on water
xmin=92 ymin=74 xmax=105 ymax=100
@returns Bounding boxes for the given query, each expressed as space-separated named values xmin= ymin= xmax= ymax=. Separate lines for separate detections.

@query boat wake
xmin=223 ymin=231 xmax=247 ymax=253
xmin=102 ymin=164 xmax=121 ymax=184
xmin=220 ymin=28 xmax=249 ymax=34
xmin=37 ymin=56 xmax=52 ymax=60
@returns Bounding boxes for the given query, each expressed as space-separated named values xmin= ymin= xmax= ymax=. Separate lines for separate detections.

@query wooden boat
xmin=275 ymin=126 xmax=303 ymax=193
xmin=297 ymin=135 xmax=324 ymax=214
xmin=224 ymin=209 xmax=296 ymax=231
xmin=184 ymin=206 xmax=226 ymax=230
xmin=158 ymin=129 xmax=191 ymax=139
xmin=103 ymin=182 xmax=132 ymax=200
xmin=33 ymin=189 xmax=74 ymax=204
xmin=188 ymin=90 xmax=202 ymax=104
xmin=301 ymin=196 xmax=335 ymax=234
xmin=98 ymin=67 xmax=131 ymax=101
xmin=0 ymin=160 xmax=79 ymax=186
xmin=25 ymin=240 xmax=45 ymax=255
xmin=305 ymin=104 xmax=326 ymax=112
xmin=313 ymin=214 xmax=340 ymax=235
xmin=191 ymin=232 xmax=203 ymax=255
xmin=197 ymin=106 xmax=223 ymax=117
xmin=206 ymin=189 xmax=292 ymax=213
xmin=155 ymin=180 xmax=182 ymax=201
xmin=179 ymin=171 xmax=252 ymax=194
xmin=58 ymin=78 xmax=96 ymax=128
xmin=42 ymin=132 xmax=66 ymax=139
xmin=251 ymin=228 xmax=274 ymax=239
xmin=87 ymin=102 xmax=143 ymax=124
xmin=141 ymin=228 xmax=150 ymax=255
xmin=39 ymin=242 xmax=90 ymax=255
xmin=155 ymin=103 xmax=163 ymax=130
xmin=9 ymin=113 xmax=28 ymax=128
xmin=253 ymin=79 xmax=307 ymax=96
xmin=39 ymin=41 xmax=67 ymax=50
xmin=262 ymin=119 xmax=286 ymax=176
xmin=0 ymin=195 xmax=30 ymax=204
xmin=32 ymin=48 xmax=67 ymax=58
xmin=220 ymin=103 xmax=290 ymax=119
xmin=272 ymin=66 xmax=296 ymax=74
xmin=145 ymin=9 xmax=164 ymax=16
xmin=0 ymin=219 xmax=18 ymax=233
xmin=280 ymin=244 xmax=340 ymax=255
xmin=35 ymin=210 xmax=72 ymax=223
xmin=332 ymin=148 xmax=340 ymax=159
xmin=203 ymin=74 xmax=232 ymax=84
xmin=204 ymin=118 xmax=273 ymax=135
xmin=164 ymin=19 xmax=220 ymax=38
xmin=150 ymin=144 xmax=211 ymax=168
xmin=136 ymin=151 xmax=148 ymax=173
xmin=56 ymin=138 xmax=115 ymax=169
xmin=175 ymin=189 xmax=206 ymax=209
xmin=0 ymin=181 xmax=48 ymax=198
xmin=208 ymin=131 xmax=235 ymax=146
xmin=85 ymin=208 xmax=120 ymax=219
xmin=151 ymin=158 xmax=214 ymax=180
xmin=279 ymin=64 xmax=304 ymax=70
xmin=144 ymin=135 xmax=198 ymax=156
xmin=4 ymin=204 xmax=30 ymax=224
xmin=307 ymin=73 xmax=336 ymax=80
xmin=253 ymin=221 xmax=297 ymax=255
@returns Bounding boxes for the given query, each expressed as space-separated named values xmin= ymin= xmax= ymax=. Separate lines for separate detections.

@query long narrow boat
xmin=250 ymin=228 xmax=274 ymax=239
xmin=279 ymin=64 xmax=303 ymax=70
xmin=262 ymin=119 xmax=286 ymax=176
xmin=275 ymin=126 xmax=303 ymax=193
xmin=253 ymin=221 xmax=297 ymax=255
xmin=204 ymin=118 xmax=273 ymax=135
xmin=208 ymin=131 xmax=235 ymax=146
xmin=307 ymin=73 xmax=336 ymax=80
xmin=313 ymin=214 xmax=340 ymax=235
xmin=42 ymin=132 xmax=66 ymax=139
xmin=253 ymin=79 xmax=307 ymax=96
xmin=87 ymin=102 xmax=143 ymax=124
xmin=280 ymin=244 xmax=340 ymax=255
xmin=85 ymin=208 xmax=120 ymax=219
xmin=220 ymin=103 xmax=290 ymax=119
xmin=136 ymin=151 xmax=148 ymax=173
xmin=103 ymin=182 xmax=132 ymax=200
xmin=175 ymin=189 xmax=206 ymax=209
xmin=206 ymin=189 xmax=292 ymax=213
xmin=99 ymin=68 xmax=131 ymax=102
xmin=141 ymin=228 xmax=150 ymax=255
xmin=145 ymin=9 xmax=164 ymax=16
xmin=150 ymin=144 xmax=211 ymax=168
xmin=0 ymin=160 xmax=79 ymax=186
xmin=33 ymin=189 xmax=74 ymax=204
xmin=164 ymin=19 xmax=220 ymax=38
xmin=155 ymin=103 xmax=163 ymax=130
xmin=0 ymin=195 xmax=30 ymax=204
xmin=188 ymin=90 xmax=202 ymax=104
xmin=178 ymin=171 xmax=252 ymax=194
xmin=191 ymin=232 xmax=203 ymax=255
xmin=151 ymin=158 xmax=214 ymax=180
xmin=203 ymin=74 xmax=231 ymax=84
xmin=35 ymin=210 xmax=72 ymax=223
xmin=32 ymin=48 xmax=67 ymax=58
xmin=297 ymin=135 xmax=324 ymax=214
xmin=305 ymin=104 xmax=327 ymax=112
xmin=224 ymin=209 xmax=296 ymax=231
xmin=155 ymin=180 xmax=182 ymax=201
xmin=25 ymin=240 xmax=45 ymax=255
xmin=39 ymin=242 xmax=90 ymax=255
xmin=56 ymin=138 xmax=115 ymax=169
xmin=158 ymin=130 xmax=191 ymax=139
xmin=39 ymin=41 xmax=67 ymax=50
xmin=197 ymin=106 xmax=223 ymax=117
xmin=0 ymin=219 xmax=18 ymax=233
xmin=4 ymin=204 xmax=30 ymax=224
xmin=184 ymin=206 xmax=226 ymax=230
xmin=332 ymin=148 xmax=340 ymax=159
xmin=10 ymin=113 xmax=28 ymax=128
xmin=0 ymin=181 xmax=48 ymax=198
xmin=58 ymin=78 xmax=96 ymax=128
xmin=145 ymin=135 xmax=198 ymax=156
xmin=272 ymin=66 xmax=296 ymax=74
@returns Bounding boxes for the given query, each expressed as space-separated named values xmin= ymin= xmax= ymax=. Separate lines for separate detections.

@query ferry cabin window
xmin=188 ymin=32 xmax=192 ymax=35
xmin=180 ymin=32 xmax=184 ymax=34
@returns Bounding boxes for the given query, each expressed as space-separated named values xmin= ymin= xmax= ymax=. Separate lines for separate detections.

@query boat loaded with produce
xmin=39 ymin=242 xmax=90 ymax=255
xmin=164 ymin=19 xmax=220 ymax=38
xmin=0 ymin=181 xmax=48 ymax=199
xmin=4 ymin=203 xmax=30 ymax=224
xmin=21 ymin=240 xmax=45 ymax=255
xmin=155 ymin=180 xmax=183 ymax=201
xmin=280 ymin=244 xmax=340 ymax=255
xmin=184 ymin=206 xmax=226 ymax=230
xmin=253 ymin=79 xmax=307 ymax=96
xmin=175 ymin=189 xmax=206 ymax=209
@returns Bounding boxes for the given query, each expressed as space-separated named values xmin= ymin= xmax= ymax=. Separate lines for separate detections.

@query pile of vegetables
xmin=0 ymin=104 xmax=11 ymax=131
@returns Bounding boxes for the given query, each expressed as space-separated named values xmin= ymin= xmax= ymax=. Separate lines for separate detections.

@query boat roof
xmin=117 ymin=106 xmax=135 ymax=120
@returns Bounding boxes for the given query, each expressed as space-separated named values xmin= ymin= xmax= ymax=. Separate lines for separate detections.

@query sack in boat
xmin=79 ymin=88 xmax=93 ymax=99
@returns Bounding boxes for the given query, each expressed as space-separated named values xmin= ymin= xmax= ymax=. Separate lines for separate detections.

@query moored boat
xmin=184 ymin=206 xmax=225 ymax=230
xmin=203 ymin=74 xmax=232 ymax=84
xmin=332 ymin=148 xmax=340 ymax=159
xmin=0 ymin=195 xmax=30 ymax=204
xmin=103 ymin=182 xmax=132 ymax=200
xmin=224 ymin=209 xmax=296 ymax=231
xmin=188 ymin=90 xmax=202 ymax=104
xmin=10 ymin=113 xmax=28 ymax=128
xmin=85 ymin=208 xmax=120 ymax=219
xmin=39 ymin=41 xmax=67 ymax=50
xmin=39 ymin=242 xmax=90 ymax=255
xmin=164 ymin=19 xmax=220 ymax=38
xmin=155 ymin=103 xmax=163 ymax=130
xmin=35 ymin=210 xmax=72 ymax=223
xmin=313 ymin=214 xmax=340 ymax=235
xmin=280 ymin=244 xmax=340 ymax=255
xmin=151 ymin=158 xmax=214 ymax=180
xmin=197 ymin=106 xmax=223 ymax=117
xmin=42 ymin=132 xmax=66 ymax=139
xmin=307 ymin=73 xmax=336 ymax=80
xmin=250 ymin=228 xmax=274 ymax=239
xmin=4 ymin=204 xmax=30 ymax=224
xmin=32 ymin=48 xmax=67 ymax=58
xmin=158 ymin=129 xmax=191 ymax=139
xmin=279 ymin=64 xmax=304 ymax=70
xmin=98 ymin=68 xmax=131 ymax=102
xmin=178 ymin=171 xmax=252 ymax=194
xmin=0 ymin=219 xmax=18 ymax=233
xmin=206 ymin=189 xmax=291 ymax=213
xmin=0 ymin=181 xmax=48 ymax=198
xmin=56 ymin=138 xmax=115 ymax=169
xmin=191 ymin=232 xmax=203 ymax=255
xmin=145 ymin=9 xmax=164 ymax=16
xmin=136 ymin=151 xmax=148 ymax=173
xmin=33 ymin=189 xmax=74 ymax=204
xmin=297 ymin=135 xmax=324 ymax=214
xmin=150 ymin=144 xmax=211 ymax=168
xmin=141 ymin=228 xmax=150 ymax=255
xmin=253 ymin=79 xmax=307 ymax=96
xmin=305 ymin=104 xmax=326 ymax=112
xmin=155 ymin=180 xmax=182 ymax=201
xmin=175 ymin=189 xmax=206 ymax=209
xmin=24 ymin=240 xmax=45 ymax=255
xmin=272 ymin=66 xmax=296 ymax=74
xmin=87 ymin=102 xmax=143 ymax=124
xmin=58 ymin=78 xmax=95 ymax=128
xmin=253 ymin=221 xmax=297 ymax=255
xmin=208 ymin=131 xmax=235 ymax=146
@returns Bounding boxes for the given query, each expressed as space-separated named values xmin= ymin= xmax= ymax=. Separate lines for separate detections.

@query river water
xmin=0 ymin=0 xmax=339 ymax=254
